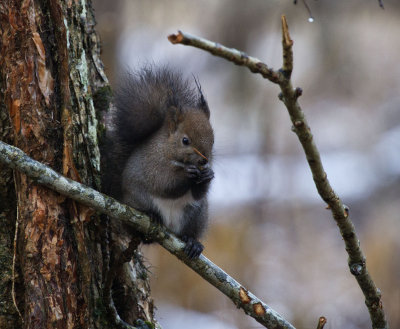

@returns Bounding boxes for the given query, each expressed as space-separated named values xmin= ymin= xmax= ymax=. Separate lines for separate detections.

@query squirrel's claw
xmin=182 ymin=236 xmax=204 ymax=259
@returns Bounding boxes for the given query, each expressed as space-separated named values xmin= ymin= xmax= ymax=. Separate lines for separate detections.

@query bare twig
xmin=316 ymin=316 xmax=327 ymax=329
xmin=0 ymin=140 xmax=295 ymax=329
xmin=168 ymin=31 xmax=279 ymax=83
xmin=277 ymin=17 xmax=387 ymax=329
xmin=168 ymin=16 xmax=388 ymax=329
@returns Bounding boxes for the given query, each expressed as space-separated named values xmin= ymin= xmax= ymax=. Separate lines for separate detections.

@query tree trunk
xmin=0 ymin=1 xmax=155 ymax=328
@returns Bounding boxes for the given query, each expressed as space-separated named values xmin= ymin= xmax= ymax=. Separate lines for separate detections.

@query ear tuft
xmin=193 ymin=75 xmax=210 ymax=119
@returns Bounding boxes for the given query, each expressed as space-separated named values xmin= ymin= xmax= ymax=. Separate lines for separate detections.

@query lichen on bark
xmin=0 ymin=1 xmax=156 ymax=328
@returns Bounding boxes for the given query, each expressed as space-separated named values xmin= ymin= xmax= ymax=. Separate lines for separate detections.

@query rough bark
xmin=0 ymin=0 xmax=155 ymax=328
xmin=0 ymin=87 xmax=20 ymax=328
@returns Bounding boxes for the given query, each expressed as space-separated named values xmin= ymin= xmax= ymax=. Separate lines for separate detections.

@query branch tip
xmin=317 ymin=316 xmax=327 ymax=329
xmin=280 ymin=15 xmax=293 ymax=77
xmin=281 ymin=15 xmax=293 ymax=48
xmin=167 ymin=31 xmax=183 ymax=44
xmin=167 ymin=30 xmax=280 ymax=84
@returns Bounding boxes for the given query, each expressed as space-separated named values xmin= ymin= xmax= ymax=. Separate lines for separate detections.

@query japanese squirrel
xmin=104 ymin=66 xmax=214 ymax=258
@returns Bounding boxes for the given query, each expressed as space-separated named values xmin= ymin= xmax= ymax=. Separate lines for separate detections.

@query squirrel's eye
xmin=182 ymin=137 xmax=190 ymax=145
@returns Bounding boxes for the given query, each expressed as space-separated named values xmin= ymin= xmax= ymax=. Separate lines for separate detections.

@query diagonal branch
xmin=168 ymin=15 xmax=388 ymax=329
xmin=277 ymin=17 xmax=387 ymax=329
xmin=0 ymin=140 xmax=295 ymax=329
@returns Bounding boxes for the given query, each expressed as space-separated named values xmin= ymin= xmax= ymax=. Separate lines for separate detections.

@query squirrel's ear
xmin=166 ymin=106 xmax=183 ymax=132
xmin=193 ymin=76 xmax=210 ymax=119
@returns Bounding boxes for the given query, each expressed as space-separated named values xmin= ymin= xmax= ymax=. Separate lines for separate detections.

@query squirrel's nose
xmin=198 ymin=158 xmax=208 ymax=166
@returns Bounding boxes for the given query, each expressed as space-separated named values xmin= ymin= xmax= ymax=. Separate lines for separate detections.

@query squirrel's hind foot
xmin=182 ymin=235 xmax=204 ymax=259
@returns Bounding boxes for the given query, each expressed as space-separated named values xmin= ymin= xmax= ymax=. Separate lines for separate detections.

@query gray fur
xmin=103 ymin=66 xmax=214 ymax=256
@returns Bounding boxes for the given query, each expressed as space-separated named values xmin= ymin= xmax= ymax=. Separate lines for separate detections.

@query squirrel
xmin=103 ymin=66 xmax=214 ymax=259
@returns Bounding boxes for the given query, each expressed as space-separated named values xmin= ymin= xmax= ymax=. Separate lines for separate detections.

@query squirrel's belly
xmin=152 ymin=191 xmax=195 ymax=235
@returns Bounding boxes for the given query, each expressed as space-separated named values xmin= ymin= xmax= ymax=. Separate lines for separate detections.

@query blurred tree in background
xmin=0 ymin=0 xmax=398 ymax=328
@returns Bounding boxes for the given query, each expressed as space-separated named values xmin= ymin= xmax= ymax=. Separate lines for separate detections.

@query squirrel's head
xmin=166 ymin=107 xmax=214 ymax=168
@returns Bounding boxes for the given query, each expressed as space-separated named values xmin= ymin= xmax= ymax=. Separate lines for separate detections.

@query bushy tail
xmin=113 ymin=65 xmax=204 ymax=149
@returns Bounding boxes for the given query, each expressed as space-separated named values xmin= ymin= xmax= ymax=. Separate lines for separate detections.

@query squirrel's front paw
xmin=196 ymin=167 xmax=214 ymax=184
xmin=185 ymin=164 xmax=201 ymax=179
xmin=185 ymin=165 xmax=214 ymax=184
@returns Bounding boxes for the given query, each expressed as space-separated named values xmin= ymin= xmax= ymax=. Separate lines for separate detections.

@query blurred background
xmin=92 ymin=1 xmax=400 ymax=328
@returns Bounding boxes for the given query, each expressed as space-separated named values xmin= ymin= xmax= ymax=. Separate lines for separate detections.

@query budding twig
xmin=168 ymin=31 xmax=279 ymax=83
xmin=168 ymin=15 xmax=388 ymax=329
